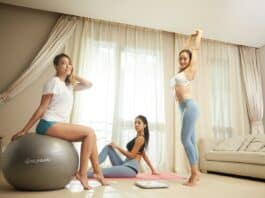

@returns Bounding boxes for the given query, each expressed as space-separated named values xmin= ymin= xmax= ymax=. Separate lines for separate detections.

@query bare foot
xmin=75 ymin=172 xmax=92 ymax=190
xmin=73 ymin=171 xmax=79 ymax=179
xmin=184 ymin=173 xmax=200 ymax=186
xmin=93 ymin=173 xmax=109 ymax=186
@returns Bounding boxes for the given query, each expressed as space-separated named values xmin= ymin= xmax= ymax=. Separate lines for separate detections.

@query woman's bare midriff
xmin=174 ymin=85 xmax=193 ymax=103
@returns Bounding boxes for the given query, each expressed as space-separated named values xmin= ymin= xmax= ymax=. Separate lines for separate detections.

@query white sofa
xmin=199 ymin=134 xmax=265 ymax=179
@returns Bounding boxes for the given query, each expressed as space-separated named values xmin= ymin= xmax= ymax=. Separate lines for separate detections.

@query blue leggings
xmin=179 ymin=99 xmax=199 ymax=165
xmin=87 ymin=146 xmax=139 ymax=178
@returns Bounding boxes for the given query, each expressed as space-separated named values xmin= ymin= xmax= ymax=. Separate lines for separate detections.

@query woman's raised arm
xmin=189 ymin=30 xmax=203 ymax=73
xmin=74 ymin=75 xmax=93 ymax=91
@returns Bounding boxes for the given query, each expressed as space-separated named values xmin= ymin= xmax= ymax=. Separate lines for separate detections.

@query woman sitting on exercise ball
xmin=88 ymin=115 xmax=159 ymax=178
xmin=11 ymin=53 xmax=108 ymax=190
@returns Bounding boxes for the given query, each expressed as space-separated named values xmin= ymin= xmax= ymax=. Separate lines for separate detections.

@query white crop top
xmin=41 ymin=76 xmax=74 ymax=123
xmin=170 ymin=72 xmax=191 ymax=88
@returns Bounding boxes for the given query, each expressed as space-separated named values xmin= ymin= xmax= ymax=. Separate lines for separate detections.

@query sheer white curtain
xmin=174 ymin=34 xmax=250 ymax=175
xmin=239 ymin=46 xmax=264 ymax=134
xmin=65 ymin=18 xmax=168 ymax=171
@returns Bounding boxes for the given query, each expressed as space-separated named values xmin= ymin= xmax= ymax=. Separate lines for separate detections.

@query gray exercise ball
xmin=2 ymin=133 xmax=78 ymax=191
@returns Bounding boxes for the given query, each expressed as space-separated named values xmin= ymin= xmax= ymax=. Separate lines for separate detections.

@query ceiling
xmin=1 ymin=0 xmax=265 ymax=47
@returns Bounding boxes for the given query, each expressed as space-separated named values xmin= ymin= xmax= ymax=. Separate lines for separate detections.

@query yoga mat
xmin=93 ymin=173 xmax=186 ymax=181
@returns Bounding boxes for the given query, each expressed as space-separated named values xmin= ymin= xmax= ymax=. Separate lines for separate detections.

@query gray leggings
xmin=87 ymin=146 xmax=139 ymax=178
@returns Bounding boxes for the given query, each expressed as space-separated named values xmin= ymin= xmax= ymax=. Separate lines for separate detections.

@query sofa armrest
xmin=198 ymin=138 xmax=217 ymax=172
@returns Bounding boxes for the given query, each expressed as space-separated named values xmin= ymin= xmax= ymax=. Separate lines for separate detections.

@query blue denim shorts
xmin=36 ymin=119 xmax=56 ymax=135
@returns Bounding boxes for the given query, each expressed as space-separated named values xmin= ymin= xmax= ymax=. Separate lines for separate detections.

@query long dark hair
xmin=53 ymin=53 xmax=75 ymax=86
xmin=178 ymin=49 xmax=192 ymax=73
xmin=136 ymin=115 xmax=149 ymax=149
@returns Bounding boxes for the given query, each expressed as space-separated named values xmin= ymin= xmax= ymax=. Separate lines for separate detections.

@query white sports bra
xmin=170 ymin=72 xmax=191 ymax=87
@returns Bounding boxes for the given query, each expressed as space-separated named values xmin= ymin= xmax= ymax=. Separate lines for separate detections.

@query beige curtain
xmin=0 ymin=15 xmax=77 ymax=104
xmin=174 ymin=34 xmax=250 ymax=175
xmin=239 ymin=46 xmax=264 ymax=134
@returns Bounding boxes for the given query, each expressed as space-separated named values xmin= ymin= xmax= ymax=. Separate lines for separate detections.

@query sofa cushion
xmin=213 ymin=136 xmax=245 ymax=151
xmin=206 ymin=151 xmax=265 ymax=165
xmin=238 ymin=135 xmax=255 ymax=151
xmin=245 ymin=134 xmax=265 ymax=152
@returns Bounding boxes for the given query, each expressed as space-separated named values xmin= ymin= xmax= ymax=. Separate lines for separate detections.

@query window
xmin=72 ymin=40 xmax=166 ymax=165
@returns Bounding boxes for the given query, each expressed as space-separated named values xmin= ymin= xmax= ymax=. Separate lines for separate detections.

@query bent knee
xmin=181 ymin=136 xmax=188 ymax=143
xmin=181 ymin=138 xmax=192 ymax=147
xmin=84 ymin=127 xmax=96 ymax=138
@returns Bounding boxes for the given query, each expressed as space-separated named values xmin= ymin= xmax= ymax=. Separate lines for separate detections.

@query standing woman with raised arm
xmin=170 ymin=30 xmax=203 ymax=186
xmin=11 ymin=53 xmax=108 ymax=190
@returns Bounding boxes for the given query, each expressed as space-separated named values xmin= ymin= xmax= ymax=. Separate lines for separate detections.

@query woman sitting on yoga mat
xmin=11 ymin=53 xmax=108 ymax=190
xmin=88 ymin=115 xmax=158 ymax=178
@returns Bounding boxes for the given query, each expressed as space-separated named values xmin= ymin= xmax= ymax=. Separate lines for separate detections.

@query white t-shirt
xmin=41 ymin=76 xmax=74 ymax=122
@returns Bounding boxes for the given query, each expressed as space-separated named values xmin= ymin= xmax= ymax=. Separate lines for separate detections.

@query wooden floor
xmin=0 ymin=172 xmax=264 ymax=198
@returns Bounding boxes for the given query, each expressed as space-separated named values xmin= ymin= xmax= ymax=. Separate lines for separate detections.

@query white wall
xmin=257 ymin=45 xmax=265 ymax=127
